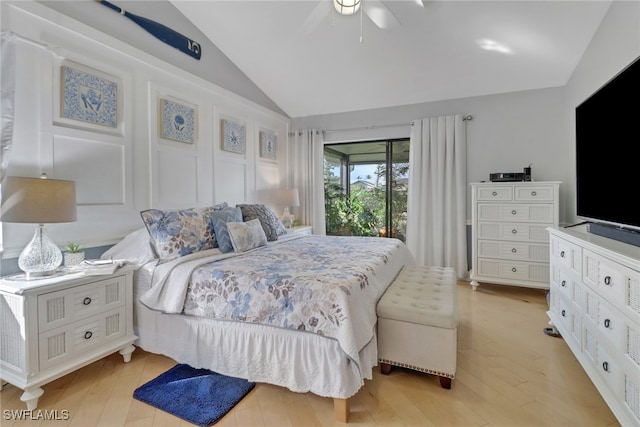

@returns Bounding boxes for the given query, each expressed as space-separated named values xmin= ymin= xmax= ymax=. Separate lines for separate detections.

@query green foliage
xmin=66 ymin=242 xmax=82 ymax=253
xmin=324 ymin=158 xmax=408 ymax=240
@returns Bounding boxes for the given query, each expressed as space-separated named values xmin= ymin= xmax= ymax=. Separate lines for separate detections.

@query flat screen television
xmin=575 ymin=54 xmax=640 ymax=244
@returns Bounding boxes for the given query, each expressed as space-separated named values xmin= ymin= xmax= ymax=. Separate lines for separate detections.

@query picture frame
xmin=221 ymin=118 xmax=246 ymax=154
xmin=259 ymin=130 xmax=277 ymax=160
xmin=159 ymin=97 xmax=197 ymax=144
xmin=55 ymin=61 xmax=121 ymax=133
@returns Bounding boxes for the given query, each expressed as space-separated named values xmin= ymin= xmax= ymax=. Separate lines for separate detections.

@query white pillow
xmin=100 ymin=228 xmax=158 ymax=266
xmin=227 ymin=219 xmax=268 ymax=252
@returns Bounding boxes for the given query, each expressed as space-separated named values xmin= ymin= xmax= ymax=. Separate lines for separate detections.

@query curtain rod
xmin=322 ymin=115 xmax=473 ymax=134
xmin=323 ymin=122 xmax=413 ymax=134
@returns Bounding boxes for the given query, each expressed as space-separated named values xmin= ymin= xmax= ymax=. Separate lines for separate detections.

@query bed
xmin=103 ymin=205 xmax=414 ymax=421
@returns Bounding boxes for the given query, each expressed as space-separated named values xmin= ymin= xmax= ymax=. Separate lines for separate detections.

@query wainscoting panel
xmin=215 ymin=160 xmax=247 ymax=206
xmin=52 ymin=136 xmax=125 ymax=205
xmin=157 ymin=150 xmax=199 ymax=206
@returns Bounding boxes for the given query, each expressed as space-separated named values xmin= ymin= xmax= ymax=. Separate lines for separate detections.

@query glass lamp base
xmin=18 ymin=225 xmax=63 ymax=280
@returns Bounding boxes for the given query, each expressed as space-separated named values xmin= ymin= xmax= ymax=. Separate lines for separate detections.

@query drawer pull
xmin=512 ymin=229 xmax=517 ymax=234
xmin=604 ymin=319 xmax=610 ymax=328
xmin=511 ymin=210 xmax=517 ymax=215
xmin=602 ymin=361 xmax=609 ymax=372
xmin=603 ymin=276 xmax=611 ymax=286
xmin=511 ymin=248 xmax=517 ymax=253
xmin=511 ymin=267 xmax=517 ymax=273
xmin=561 ymin=280 xmax=567 ymax=287
xmin=492 ymin=191 xmax=497 ymax=196
xmin=531 ymin=191 xmax=537 ymax=196
xmin=83 ymin=297 xmax=92 ymax=306
xmin=84 ymin=331 xmax=93 ymax=340
xmin=560 ymin=250 xmax=565 ymax=258
xmin=561 ymin=309 xmax=566 ymax=317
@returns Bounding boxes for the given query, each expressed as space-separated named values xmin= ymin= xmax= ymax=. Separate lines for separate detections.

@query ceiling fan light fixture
xmin=334 ymin=0 xmax=361 ymax=16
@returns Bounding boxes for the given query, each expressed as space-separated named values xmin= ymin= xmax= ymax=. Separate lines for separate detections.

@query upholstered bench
xmin=377 ymin=266 xmax=458 ymax=389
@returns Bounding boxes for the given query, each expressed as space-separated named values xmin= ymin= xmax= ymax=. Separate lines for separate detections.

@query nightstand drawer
xmin=38 ymin=306 xmax=126 ymax=370
xmin=38 ymin=275 xmax=126 ymax=332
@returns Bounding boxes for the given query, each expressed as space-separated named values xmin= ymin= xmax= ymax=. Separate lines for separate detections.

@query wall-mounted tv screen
xmin=575 ymin=55 xmax=640 ymax=232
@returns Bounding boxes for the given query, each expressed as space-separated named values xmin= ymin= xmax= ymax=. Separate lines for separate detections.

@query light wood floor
xmin=1 ymin=282 xmax=619 ymax=426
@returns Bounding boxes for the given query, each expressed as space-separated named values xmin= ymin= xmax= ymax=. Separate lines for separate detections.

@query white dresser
xmin=0 ymin=266 xmax=137 ymax=410
xmin=548 ymin=226 xmax=640 ymax=426
xmin=470 ymin=181 xmax=560 ymax=290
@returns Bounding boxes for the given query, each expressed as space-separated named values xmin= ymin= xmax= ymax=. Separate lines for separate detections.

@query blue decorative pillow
xmin=141 ymin=206 xmax=220 ymax=262
xmin=210 ymin=207 xmax=243 ymax=253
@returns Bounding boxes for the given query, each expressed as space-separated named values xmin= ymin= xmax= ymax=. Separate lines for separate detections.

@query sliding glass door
xmin=323 ymin=139 xmax=409 ymax=241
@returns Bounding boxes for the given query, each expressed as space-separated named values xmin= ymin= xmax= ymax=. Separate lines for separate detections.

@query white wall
xmin=293 ymin=86 xmax=569 ymax=223
xmin=293 ymin=0 xmax=640 ymax=228
xmin=0 ymin=2 xmax=290 ymax=260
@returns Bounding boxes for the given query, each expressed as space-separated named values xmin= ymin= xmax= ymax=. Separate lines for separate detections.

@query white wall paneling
xmin=52 ymin=136 xmax=126 ymax=206
xmin=1 ymin=1 xmax=290 ymax=263
xmin=215 ymin=161 xmax=248 ymax=207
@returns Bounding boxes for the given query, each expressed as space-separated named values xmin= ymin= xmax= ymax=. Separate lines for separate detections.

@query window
xmin=323 ymin=139 xmax=409 ymax=241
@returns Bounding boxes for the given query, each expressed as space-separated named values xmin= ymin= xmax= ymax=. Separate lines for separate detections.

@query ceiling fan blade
xmin=363 ymin=0 xmax=401 ymax=30
xmin=301 ymin=0 xmax=332 ymax=34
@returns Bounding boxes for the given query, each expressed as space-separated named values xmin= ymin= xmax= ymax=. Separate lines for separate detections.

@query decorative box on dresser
xmin=0 ymin=266 xmax=137 ymax=410
xmin=470 ymin=181 xmax=560 ymax=290
xmin=548 ymin=225 xmax=640 ymax=426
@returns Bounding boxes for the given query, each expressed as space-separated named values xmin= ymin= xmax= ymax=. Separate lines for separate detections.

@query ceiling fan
xmin=302 ymin=0 xmax=424 ymax=36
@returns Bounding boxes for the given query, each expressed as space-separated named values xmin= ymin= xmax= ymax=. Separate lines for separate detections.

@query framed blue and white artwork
xmin=259 ymin=130 xmax=277 ymax=160
xmin=159 ymin=97 xmax=197 ymax=144
xmin=221 ymin=118 xmax=245 ymax=154
xmin=60 ymin=63 xmax=119 ymax=129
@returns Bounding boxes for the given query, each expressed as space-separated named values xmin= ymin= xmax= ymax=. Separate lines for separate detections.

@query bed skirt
xmin=133 ymin=300 xmax=378 ymax=399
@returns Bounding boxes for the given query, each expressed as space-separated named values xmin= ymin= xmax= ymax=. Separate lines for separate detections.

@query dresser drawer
xmin=476 ymin=186 xmax=513 ymax=201
xmin=38 ymin=275 xmax=126 ymax=332
xmin=477 ymin=222 xmax=550 ymax=242
xmin=514 ymin=185 xmax=556 ymax=202
xmin=477 ymin=204 xmax=555 ymax=223
xmin=550 ymin=291 xmax=581 ymax=345
xmin=478 ymin=240 xmax=549 ymax=262
xmin=551 ymin=265 xmax=583 ymax=308
xmin=583 ymin=250 xmax=626 ymax=309
xmin=38 ymin=306 xmax=126 ymax=370
xmin=550 ymin=235 xmax=582 ymax=279
xmin=477 ymin=258 xmax=549 ymax=283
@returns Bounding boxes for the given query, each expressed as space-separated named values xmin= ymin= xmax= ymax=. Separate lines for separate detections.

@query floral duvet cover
xmin=141 ymin=235 xmax=414 ymax=368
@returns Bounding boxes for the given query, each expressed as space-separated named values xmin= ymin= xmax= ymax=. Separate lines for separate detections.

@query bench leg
xmin=380 ymin=362 xmax=392 ymax=375
xmin=439 ymin=376 xmax=452 ymax=389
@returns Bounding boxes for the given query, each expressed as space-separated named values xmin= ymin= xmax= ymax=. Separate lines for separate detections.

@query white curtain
xmin=406 ymin=115 xmax=468 ymax=278
xmin=1 ymin=31 xmax=16 ymax=183
xmin=291 ymin=129 xmax=326 ymax=235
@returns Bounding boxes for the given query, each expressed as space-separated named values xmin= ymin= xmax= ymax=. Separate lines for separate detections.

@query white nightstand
xmin=287 ymin=225 xmax=313 ymax=236
xmin=0 ymin=266 xmax=137 ymax=410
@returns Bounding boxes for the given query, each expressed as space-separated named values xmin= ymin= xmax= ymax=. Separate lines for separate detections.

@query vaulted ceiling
xmin=172 ymin=0 xmax=611 ymax=118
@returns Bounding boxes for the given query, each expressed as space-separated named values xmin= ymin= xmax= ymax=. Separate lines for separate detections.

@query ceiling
xmin=170 ymin=0 xmax=612 ymax=118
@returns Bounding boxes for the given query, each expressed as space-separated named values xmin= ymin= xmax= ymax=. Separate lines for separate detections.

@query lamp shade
xmin=1 ymin=176 xmax=77 ymax=224
xmin=272 ymin=188 xmax=300 ymax=207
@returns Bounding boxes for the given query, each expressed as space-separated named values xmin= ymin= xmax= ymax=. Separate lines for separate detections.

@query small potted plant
xmin=64 ymin=242 xmax=85 ymax=267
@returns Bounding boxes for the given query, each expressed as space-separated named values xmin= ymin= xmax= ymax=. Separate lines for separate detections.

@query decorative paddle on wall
xmin=97 ymin=0 xmax=201 ymax=60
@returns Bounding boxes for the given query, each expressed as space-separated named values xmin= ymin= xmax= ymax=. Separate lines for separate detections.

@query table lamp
xmin=273 ymin=188 xmax=299 ymax=228
xmin=1 ymin=174 xmax=77 ymax=279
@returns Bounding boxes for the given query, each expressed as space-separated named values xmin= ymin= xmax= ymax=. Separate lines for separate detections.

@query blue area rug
xmin=133 ymin=364 xmax=255 ymax=426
